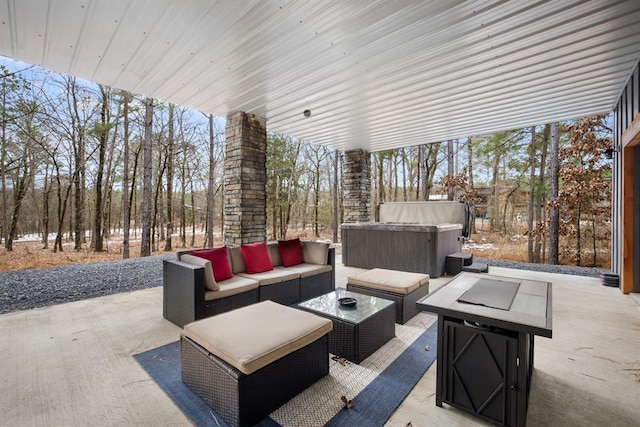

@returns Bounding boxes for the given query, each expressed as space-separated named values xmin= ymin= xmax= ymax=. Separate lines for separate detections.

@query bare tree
xmin=122 ymin=92 xmax=132 ymax=258
xmin=140 ymin=97 xmax=153 ymax=257
xmin=164 ymin=104 xmax=175 ymax=251
xmin=91 ymin=85 xmax=111 ymax=252
xmin=332 ymin=149 xmax=339 ymax=242
xmin=466 ymin=137 xmax=476 ymax=233
xmin=423 ymin=143 xmax=441 ymax=200
xmin=548 ymin=122 xmax=560 ymax=264
xmin=447 ymin=140 xmax=454 ymax=201
xmin=5 ymin=100 xmax=39 ymax=250
xmin=418 ymin=145 xmax=425 ymax=200
xmin=534 ymin=124 xmax=550 ymax=262
xmin=527 ymin=126 xmax=537 ymax=263
xmin=401 ymin=148 xmax=408 ymax=202
xmin=205 ymin=113 xmax=215 ymax=247
xmin=67 ymin=77 xmax=92 ymax=250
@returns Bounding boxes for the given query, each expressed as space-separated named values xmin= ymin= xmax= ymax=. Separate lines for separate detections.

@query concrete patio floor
xmin=1 ymin=259 xmax=639 ymax=426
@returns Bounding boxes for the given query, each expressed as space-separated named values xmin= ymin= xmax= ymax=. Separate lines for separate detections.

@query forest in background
xmin=1 ymin=59 xmax=613 ymax=270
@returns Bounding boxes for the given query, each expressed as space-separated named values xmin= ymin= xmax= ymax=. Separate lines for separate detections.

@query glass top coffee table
xmin=298 ymin=290 xmax=395 ymax=363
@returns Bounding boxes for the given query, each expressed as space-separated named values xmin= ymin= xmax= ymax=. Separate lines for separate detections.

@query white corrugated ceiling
xmin=1 ymin=0 xmax=639 ymax=152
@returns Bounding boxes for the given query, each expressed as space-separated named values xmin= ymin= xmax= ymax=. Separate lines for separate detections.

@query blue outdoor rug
xmin=134 ymin=313 xmax=438 ymax=427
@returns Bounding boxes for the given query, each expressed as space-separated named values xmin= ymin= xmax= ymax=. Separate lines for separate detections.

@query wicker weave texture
xmin=301 ymin=300 xmax=395 ymax=364
xmin=259 ymin=278 xmax=300 ymax=305
xmin=300 ymin=271 xmax=334 ymax=300
xmin=347 ymin=283 xmax=429 ymax=324
xmin=181 ymin=334 xmax=329 ymax=427
xmin=206 ymin=289 xmax=259 ymax=317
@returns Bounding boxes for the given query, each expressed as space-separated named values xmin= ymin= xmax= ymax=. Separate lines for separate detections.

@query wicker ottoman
xmin=181 ymin=300 xmax=333 ymax=427
xmin=347 ymin=268 xmax=430 ymax=324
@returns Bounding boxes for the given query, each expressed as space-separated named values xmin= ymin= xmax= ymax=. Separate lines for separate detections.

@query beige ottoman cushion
xmin=347 ymin=268 xmax=429 ymax=295
xmin=183 ymin=300 xmax=332 ymax=375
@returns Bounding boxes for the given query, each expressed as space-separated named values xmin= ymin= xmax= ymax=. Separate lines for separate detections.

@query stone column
xmin=342 ymin=149 xmax=371 ymax=223
xmin=223 ymin=111 xmax=267 ymax=245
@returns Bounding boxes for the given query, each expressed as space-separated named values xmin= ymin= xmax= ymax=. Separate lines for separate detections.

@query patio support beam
xmin=621 ymin=137 xmax=639 ymax=294
xmin=223 ymin=111 xmax=267 ymax=245
xmin=614 ymin=59 xmax=640 ymax=294
xmin=342 ymin=149 xmax=371 ymax=223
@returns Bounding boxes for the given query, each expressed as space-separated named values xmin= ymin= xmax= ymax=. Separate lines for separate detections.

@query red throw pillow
xmin=278 ymin=238 xmax=304 ymax=267
xmin=191 ymin=246 xmax=233 ymax=282
xmin=240 ymin=242 xmax=273 ymax=274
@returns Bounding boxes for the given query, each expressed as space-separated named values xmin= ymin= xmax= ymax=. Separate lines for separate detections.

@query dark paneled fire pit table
xmin=416 ymin=272 xmax=552 ymax=427
xmin=298 ymin=290 xmax=395 ymax=364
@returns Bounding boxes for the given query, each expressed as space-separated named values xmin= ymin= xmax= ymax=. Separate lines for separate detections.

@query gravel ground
xmin=0 ymin=253 xmax=608 ymax=315
xmin=473 ymin=257 xmax=607 ymax=278
xmin=0 ymin=254 xmax=174 ymax=315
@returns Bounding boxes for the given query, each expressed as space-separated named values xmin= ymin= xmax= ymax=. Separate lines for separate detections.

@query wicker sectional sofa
xmin=163 ymin=240 xmax=335 ymax=327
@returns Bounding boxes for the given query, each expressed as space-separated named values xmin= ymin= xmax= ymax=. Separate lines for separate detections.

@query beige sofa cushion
xmin=180 ymin=254 xmax=219 ymax=291
xmin=284 ymin=263 xmax=332 ymax=279
xmin=237 ymin=267 xmax=299 ymax=286
xmin=302 ymin=241 xmax=329 ymax=265
xmin=183 ymin=300 xmax=332 ymax=375
xmin=347 ymin=268 xmax=429 ymax=295
xmin=228 ymin=246 xmax=246 ymax=274
xmin=267 ymin=242 xmax=283 ymax=267
xmin=204 ymin=276 xmax=259 ymax=301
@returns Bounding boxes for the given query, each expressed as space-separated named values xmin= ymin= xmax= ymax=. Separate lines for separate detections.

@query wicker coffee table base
xmin=328 ymin=303 xmax=395 ymax=363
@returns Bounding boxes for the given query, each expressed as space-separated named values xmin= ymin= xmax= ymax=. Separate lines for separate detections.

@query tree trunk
xmin=7 ymin=154 xmax=31 ymax=250
xmin=534 ymin=124 xmax=550 ymax=262
xmin=272 ymin=174 xmax=279 ymax=239
xmin=122 ymin=92 xmax=131 ymax=259
xmin=93 ymin=86 xmax=109 ymax=252
xmin=418 ymin=145 xmax=425 ymax=200
xmin=165 ymin=104 xmax=175 ymax=251
xmin=575 ymin=203 xmax=582 ymax=266
xmin=70 ymin=78 xmax=85 ymax=250
xmin=491 ymin=152 xmax=501 ymax=232
xmin=592 ymin=216 xmax=597 ymax=266
xmin=1 ymin=103 xmax=8 ymax=247
xmin=527 ymin=126 xmax=536 ymax=262
xmin=314 ymin=158 xmax=321 ymax=238
xmin=282 ymin=142 xmax=301 ymax=239
xmin=42 ymin=170 xmax=51 ymax=249
xmin=447 ymin=140 xmax=454 ymax=201
xmin=377 ymin=153 xmax=385 ymax=203
xmin=332 ymin=150 xmax=339 ymax=243
xmin=102 ymin=104 xmax=120 ymax=244
xmin=152 ymin=148 xmax=167 ymax=252
xmin=548 ymin=122 xmax=560 ymax=264
xmin=402 ymin=148 xmax=408 ymax=202
xmin=467 ymin=138 xmax=476 ymax=234
xmin=424 ymin=143 xmax=440 ymax=200
xmin=140 ymin=97 xmax=153 ymax=257
xmin=390 ymin=151 xmax=397 ymax=201
xmin=179 ymin=143 xmax=188 ymax=247
xmin=206 ymin=113 xmax=215 ymax=247
xmin=189 ymin=173 xmax=196 ymax=247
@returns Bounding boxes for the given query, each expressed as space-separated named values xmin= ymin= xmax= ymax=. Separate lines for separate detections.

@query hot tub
xmin=340 ymin=222 xmax=463 ymax=278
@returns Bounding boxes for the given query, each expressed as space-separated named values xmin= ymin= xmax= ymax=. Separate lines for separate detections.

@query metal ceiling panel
xmin=1 ymin=0 xmax=639 ymax=152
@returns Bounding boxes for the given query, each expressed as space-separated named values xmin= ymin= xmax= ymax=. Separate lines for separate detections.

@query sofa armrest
xmin=163 ymin=259 xmax=207 ymax=328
